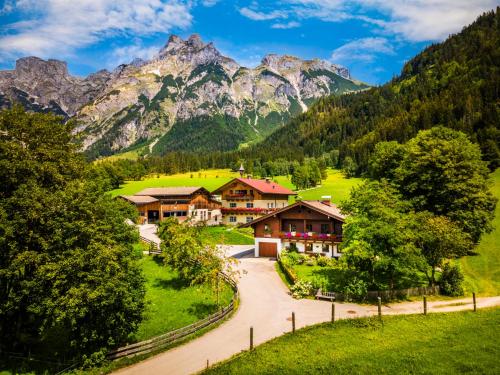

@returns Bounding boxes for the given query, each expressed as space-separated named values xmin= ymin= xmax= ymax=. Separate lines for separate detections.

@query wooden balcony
xmin=221 ymin=207 xmax=275 ymax=215
xmin=222 ymin=194 xmax=254 ymax=201
xmin=279 ymin=232 xmax=343 ymax=242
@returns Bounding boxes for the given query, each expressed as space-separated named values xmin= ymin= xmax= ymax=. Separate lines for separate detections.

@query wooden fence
xmin=139 ymin=236 xmax=161 ymax=254
xmin=278 ymin=257 xmax=440 ymax=302
xmin=106 ymin=273 xmax=238 ymax=360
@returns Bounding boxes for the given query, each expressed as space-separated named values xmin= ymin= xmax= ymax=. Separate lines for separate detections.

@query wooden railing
xmin=106 ymin=273 xmax=238 ymax=360
xmin=139 ymin=236 xmax=161 ymax=254
xmin=279 ymin=232 xmax=343 ymax=242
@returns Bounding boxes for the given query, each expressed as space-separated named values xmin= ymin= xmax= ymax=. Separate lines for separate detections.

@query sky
xmin=0 ymin=1 xmax=498 ymax=85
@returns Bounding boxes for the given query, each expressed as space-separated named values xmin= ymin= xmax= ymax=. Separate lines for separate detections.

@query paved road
xmin=115 ymin=256 xmax=500 ymax=375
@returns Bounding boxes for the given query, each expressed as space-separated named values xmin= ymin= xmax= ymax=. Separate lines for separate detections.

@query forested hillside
xmin=248 ymin=8 xmax=500 ymax=174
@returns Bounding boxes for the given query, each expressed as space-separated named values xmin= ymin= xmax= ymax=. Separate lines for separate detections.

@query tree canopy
xmin=0 ymin=107 xmax=145 ymax=364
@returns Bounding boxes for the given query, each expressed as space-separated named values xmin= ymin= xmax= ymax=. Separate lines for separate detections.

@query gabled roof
xmin=240 ymin=200 xmax=345 ymax=227
xmin=135 ymin=187 xmax=208 ymax=197
xmin=120 ymin=195 xmax=158 ymax=204
xmin=212 ymin=178 xmax=296 ymax=196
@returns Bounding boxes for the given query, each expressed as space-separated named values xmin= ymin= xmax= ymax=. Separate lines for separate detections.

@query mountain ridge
xmin=0 ymin=34 xmax=368 ymax=159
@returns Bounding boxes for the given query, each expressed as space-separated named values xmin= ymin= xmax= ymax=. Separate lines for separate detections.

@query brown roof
xmin=212 ymin=178 xmax=296 ymax=195
xmin=135 ymin=187 xmax=205 ymax=197
xmin=120 ymin=195 xmax=158 ymax=204
xmin=240 ymin=200 xmax=345 ymax=227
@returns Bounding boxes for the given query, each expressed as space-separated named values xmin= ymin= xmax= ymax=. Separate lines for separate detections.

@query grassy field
xmin=111 ymin=169 xmax=236 ymax=197
xmin=205 ymin=308 xmax=500 ymax=374
xmin=461 ymin=169 xmax=500 ymax=296
xmin=199 ymin=226 xmax=254 ymax=246
xmin=111 ymin=168 xmax=362 ymax=203
xmin=132 ymin=243 xmax=233 ymax=342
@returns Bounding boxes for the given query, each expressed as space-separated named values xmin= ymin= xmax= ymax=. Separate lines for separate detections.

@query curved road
xmin=116 ymin=254 xmax=500 ymax=375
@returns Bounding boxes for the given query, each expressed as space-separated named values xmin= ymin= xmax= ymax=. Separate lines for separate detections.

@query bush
xmin=342 ymin=277 xmax=368 ymax=302
xmin=440 ymin=263 xmax=464 ymax=296
xmin=316 ymin=256 xmax=330 ymax=267
xmin=305 ymin=257 xmax=316 ymax=266
xmin=286 ymin=251 xmax=302 ymax=265
xmin=290 ymin=280 xmax=313 ymax=299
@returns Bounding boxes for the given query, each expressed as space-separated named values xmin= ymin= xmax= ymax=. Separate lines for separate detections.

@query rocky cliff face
xmin=0 ymin=35 xmax=368 ymax=158
xmin=0 ymin=57 xmax=111 ymax=117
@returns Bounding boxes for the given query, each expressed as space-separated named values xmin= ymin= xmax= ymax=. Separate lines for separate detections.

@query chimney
xmin=321 ymin=195 xmax=331 ymax=206
xmin=265 ymin=177 xmax=271 ymax=183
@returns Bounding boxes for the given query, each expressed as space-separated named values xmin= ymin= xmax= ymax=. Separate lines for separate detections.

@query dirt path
xmin=114 ymin=257 xmax=500 ymax=375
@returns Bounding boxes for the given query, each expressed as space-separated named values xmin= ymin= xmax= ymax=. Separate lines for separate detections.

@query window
xmin=320 ymin=224 xmax=329 ymax=234
xmin=246 ymin=203 xmax=254 ymax=208
xmin=322 ymin=244 xmax=330 ymax=253
xmin=246 ymin=217 xmax=254 ymax=223
xmin=267 ymin=202 xmax=274 ymax=208
xmin=139 ymin=212 xmax=145 ymax=216
xmin=229 ymin=216 xmax=237 ymax=223
xmin=306 ymin=224 xmax=313 ymax=232
xmin=230 ymin=202 xmax=237 ymax=208
xmin=264 ymin=224 xmax=270 ymax=232
xmin=305 ymin=243 xmax=313 ymax=252
xmin=289 ymin=223 xmax=297 ymax=232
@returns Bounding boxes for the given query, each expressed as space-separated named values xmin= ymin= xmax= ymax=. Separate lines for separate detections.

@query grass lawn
xmin=460 ymin=169 xmax=500 ymax=296
xmin=199 ymin=226 xmax=254 ymax=246
xmin=205 ymin=308 xmax=500 ymax=374
xmin=110 ymin=169 xmax=237 ymax=197
xmin=131 ymin=243 xmax=234 ymax=342
xmin=111 ymin=168 xmax=362 ymax=202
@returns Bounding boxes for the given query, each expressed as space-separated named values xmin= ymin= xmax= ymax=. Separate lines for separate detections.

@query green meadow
xmin=204 ymin=309 xmax=500 ymax=375
xmin=460 ymin=169 xmax=500 ymax=296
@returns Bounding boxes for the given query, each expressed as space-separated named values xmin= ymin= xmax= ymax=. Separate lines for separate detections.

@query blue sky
xmin=0 ymin=1 xmax=497 ymax=85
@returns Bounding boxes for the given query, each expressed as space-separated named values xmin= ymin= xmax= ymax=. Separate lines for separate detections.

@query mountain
xmin=77 ymin=34 xmax=368 ymax=158
xmin=0 ymin=35 xmax=368 ymax=159
xmin=0 ymin=57 xmax=111 ymax=117
xmin=249 ymin=8 xmax=500 ymax=173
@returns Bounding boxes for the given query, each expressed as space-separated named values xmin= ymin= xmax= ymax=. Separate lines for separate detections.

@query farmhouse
xmin=212 ymin=177 xmax=296 ymax=225
xmin=241 ymin=199 xmax=345 ymax=258
xmin=120 ymin=187 xmax=222 ymax=225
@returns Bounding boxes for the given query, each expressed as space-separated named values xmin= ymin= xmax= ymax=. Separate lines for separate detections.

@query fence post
xmin=331 ymin=300 xmax=335 ymax=323
xmin=250 ymin=327 xmax=254 ymax=350
xmin=292 ymin=312 xmax=296 ymax=333
xmin=206 ymin=359 xmax=209 ymax=369
xmin=377 ymin=297 xmax=382 ymax=320
xmin=423 ymin=296 xmax=427 ymax=315
xmin=473 ymin=292 xmax=477 ymax=312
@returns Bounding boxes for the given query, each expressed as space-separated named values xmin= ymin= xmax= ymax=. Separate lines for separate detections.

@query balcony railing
xmin=279 ymin=232 xmax=343 ymax=242
xmin=223 ymin=194 xmax=254 ymax=200
xmin=221 ymin=207 xmax=275 ymax=214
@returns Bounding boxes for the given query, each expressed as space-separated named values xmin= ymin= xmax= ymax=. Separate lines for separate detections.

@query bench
xmin=315 ymin=288 xmax=336 ymax=301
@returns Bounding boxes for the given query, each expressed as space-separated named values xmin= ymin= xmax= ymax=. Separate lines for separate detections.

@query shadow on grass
xmin=153 ymin=277 xmax=189 ymax=290
xmin=187 ymin=302 xmax=219 ymax=319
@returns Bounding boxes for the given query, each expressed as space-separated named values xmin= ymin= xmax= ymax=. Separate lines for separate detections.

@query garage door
xmin=259 ymin=242 xmax=277 ymax=257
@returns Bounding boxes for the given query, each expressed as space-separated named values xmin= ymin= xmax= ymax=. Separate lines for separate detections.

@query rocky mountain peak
xmin=15 ymin=56 xmax=69 ymax=79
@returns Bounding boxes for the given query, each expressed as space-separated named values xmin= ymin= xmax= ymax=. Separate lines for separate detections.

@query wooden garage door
xmin=259 ymin=242 xmax=277 ymax=257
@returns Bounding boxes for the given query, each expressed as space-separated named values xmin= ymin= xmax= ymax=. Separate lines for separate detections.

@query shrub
xmin=440 ymin=263 xmax=464 ymax=296
xmin=286 ymin=251 xmax=302 ymax=265
xmin=342 ymin=277 xmax=368 ymax=301
xmin=305 ymin=257 xmax=316 ymax=267
xmin=290 ymin=280 xmax=313 ymax=299
xmin=316 ymin=256 xmax=330 ymax=267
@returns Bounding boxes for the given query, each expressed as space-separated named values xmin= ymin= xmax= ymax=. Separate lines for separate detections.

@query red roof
xmin=212 ymin=178 xmax=296 ymax=196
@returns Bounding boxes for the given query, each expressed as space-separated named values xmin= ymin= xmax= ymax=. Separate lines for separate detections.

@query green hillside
xmin=461 ymin=169 xmax=500 ymax=295
xmin=251 ymin=9 xmax=500 ymax=175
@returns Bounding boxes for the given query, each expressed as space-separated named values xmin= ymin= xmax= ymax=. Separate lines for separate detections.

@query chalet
xmin=241 ymin=199 xmax=345 ymax=258
xmin=212 ymin=177 xmax=296 ymax=225
xmin=120 ymin=187 xmax=222 ymax=225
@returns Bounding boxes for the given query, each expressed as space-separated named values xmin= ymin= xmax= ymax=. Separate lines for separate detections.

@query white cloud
xmin=239 ymin=7 xmax=288 ymax=21
xmin=109 ymin=43 xmax=161 ymax=68
xmin=0 ymin=0 xmax=192 ymax=60
xmin=330 ymin=37 xmax=395 ymax=64
xmin=201 ymin=0 xmax=219 ymax=6
xmin=286 ymin=0 xmax=498 ymax=41
xmin=271 ymin=21 xmax=301 ymax=29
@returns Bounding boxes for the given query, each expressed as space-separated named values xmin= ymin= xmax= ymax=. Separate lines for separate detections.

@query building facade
xmin=120 ymin=187 xmax=222 ymax=225
xmin=212 ymin=178 xmax=296 ymax=225
xmin=242 ymin=199 xmax=345 ymax=258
